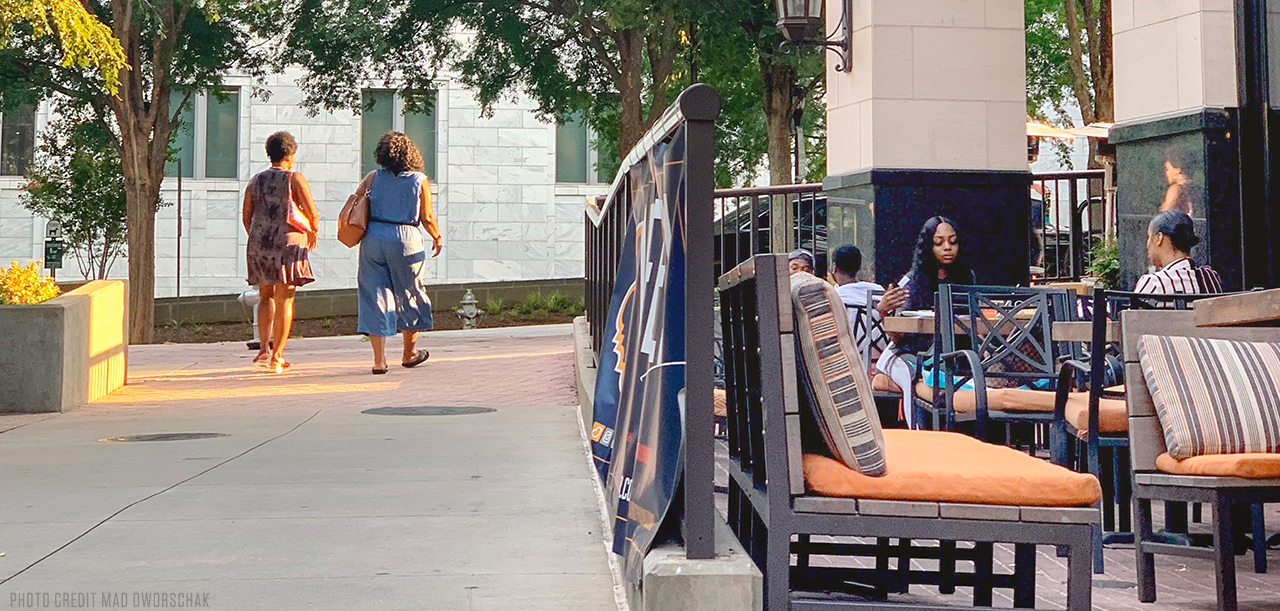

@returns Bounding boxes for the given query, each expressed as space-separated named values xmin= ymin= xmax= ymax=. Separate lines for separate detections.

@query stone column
xmin=823 ymin=0 xmax=1030 ymax=286
xmin=1109 ymin=0 xmax=1244 ymax=289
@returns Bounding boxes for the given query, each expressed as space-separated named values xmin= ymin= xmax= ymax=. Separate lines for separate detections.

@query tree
xmin=1026 ymin=0 xmax=1113 ymax=164
xmin=0 ymin=0 xmax=126 ymax=93
xmin=2 ymin=0 xmax=269 ymax=342
xmin=21 ymin=102 xmax=127 ymax=280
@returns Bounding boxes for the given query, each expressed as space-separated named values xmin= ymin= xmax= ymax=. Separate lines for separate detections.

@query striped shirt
xmin=1134 ymin=257 xmax=1223 ymax=295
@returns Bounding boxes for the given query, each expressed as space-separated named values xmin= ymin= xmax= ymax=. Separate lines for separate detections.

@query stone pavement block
xmin=0 ymin=327 xmax=617 ymax=611
xmin=11 ymin=514 xmax=608 ymax=583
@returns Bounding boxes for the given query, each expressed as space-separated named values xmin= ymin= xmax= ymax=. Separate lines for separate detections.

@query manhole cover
xmin=362 ymin=406 xmax=496 ymax=416
xmin=99 ymin=433 xmax=229 ymax=443
xmin=1093 ymin=579 xmax=1136 ymax=589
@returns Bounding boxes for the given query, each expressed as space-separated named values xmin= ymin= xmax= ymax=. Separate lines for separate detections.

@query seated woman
xmin=873 ymin=216 xmax=975 ymax=426
xmin=1135 ymin=209 xmax=1222 ymax=294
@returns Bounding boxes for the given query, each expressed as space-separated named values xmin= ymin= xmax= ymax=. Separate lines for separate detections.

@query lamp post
xmin=775 ymin=0 xmax=853 ymax=72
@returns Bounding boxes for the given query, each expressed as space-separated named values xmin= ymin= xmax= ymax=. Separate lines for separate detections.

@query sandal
xmin=372 ymin=367 xmax=388 ymax=375
xmin=252 ymin=352 xmax=271 ymax=364
xmin=268 ymin=358 xmax=290 ymax=373
xmin=401 ymin=349 xmax=430 ymax=368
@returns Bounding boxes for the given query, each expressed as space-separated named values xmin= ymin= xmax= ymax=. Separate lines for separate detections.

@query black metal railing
xmin=713 ymin=183 xmax=824 ymax=279
xmin=1029 ymin=169 xmax=1108 ymax=282
xmin=583 ymin=84 xmax=720 ymax=560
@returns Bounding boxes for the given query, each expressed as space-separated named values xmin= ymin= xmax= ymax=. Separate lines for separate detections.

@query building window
xmin=0 ymin=104 xmax=37 ymax=177
xmin=361 ymin=90 xmax=437 ymax=179
xmin=166 ymin=87 xmax=240 ymax=179
xmin=556 ymin=114 xmax=615 ymax=184
xmin=205 ymin=89 xmax=240 ymax=178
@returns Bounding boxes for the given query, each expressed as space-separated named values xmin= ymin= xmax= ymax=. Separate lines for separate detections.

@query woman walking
xmin=357 ymin=132 xmax=443 ymax=374
xmin=243 ymin=131 xmax=319 ymax=372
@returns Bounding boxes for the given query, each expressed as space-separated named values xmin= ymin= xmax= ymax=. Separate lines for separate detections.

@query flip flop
xmin=402 ymin=349 xmax=430 ymax=368
xmin=372 ymin=367 xmax=388 ymax=375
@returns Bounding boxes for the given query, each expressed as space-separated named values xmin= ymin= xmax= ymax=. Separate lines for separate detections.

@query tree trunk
xmin=1063 ymin=0 xmax=1095 ymax=126
xmin=124 ymin=180 xmax=158 ymax=342
xmin=615 ymin=28 xmax=647 ymax=159
xmin=1094 ymin=0 xmax=1114 ymax=123
xmin=761 ymin=57 xmax=796 ymax=186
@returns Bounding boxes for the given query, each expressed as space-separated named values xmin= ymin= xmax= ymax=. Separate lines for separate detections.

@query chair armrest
xmin=1054 ymin=359 xmax=1090 ymax=421
xmin=938 ymin=349 xmax=988 ymax=437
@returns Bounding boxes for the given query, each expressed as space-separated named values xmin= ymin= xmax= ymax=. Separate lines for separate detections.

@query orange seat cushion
xmin=1064 ymin=394 xmax=1128 ymax=435
xmin=803 ymin=430 xmax=1102 ymax=506
xmin=713 ymin=388 xmax=728 ymax=418
xmin=1104 ymin=385 xmax=1125 ymax=394
xmin=914 ymin=382 xmax=1058 ymax=413
xmin=1156 ymin=452 xmax=1280 ymax=479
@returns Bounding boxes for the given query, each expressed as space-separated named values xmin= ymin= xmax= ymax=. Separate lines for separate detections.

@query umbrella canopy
xmin=1026 ymin=121 xmax=1077 ymax=139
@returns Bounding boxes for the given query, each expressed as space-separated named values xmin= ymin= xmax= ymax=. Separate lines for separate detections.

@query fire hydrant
xmin=238 ymin=288 xmax=261 ymax=350
xmin=455 ymin=289 xmax=486 ymax=330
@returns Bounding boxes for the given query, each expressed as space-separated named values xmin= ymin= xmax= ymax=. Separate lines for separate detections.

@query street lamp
xmin=775 ymin=0 xmax=853 ymax=72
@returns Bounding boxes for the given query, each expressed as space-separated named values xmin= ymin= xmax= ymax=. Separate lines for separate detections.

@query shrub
xmin=1085 ymin=239 xmax=1121 ymax=289
xmin=517 ymin=292 xmax=547 ymax=315
xmin=0 ymin=260 xmax=61 ymax=304
xmin=546 ymin=290 xmax=572 ymax=313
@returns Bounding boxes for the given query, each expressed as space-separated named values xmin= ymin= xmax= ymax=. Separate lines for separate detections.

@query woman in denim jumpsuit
xmin=357 ymin=131 xmax=443 ymax=374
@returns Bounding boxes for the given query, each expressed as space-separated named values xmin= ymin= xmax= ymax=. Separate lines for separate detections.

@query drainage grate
xmin=99 ymin=433 xmax=229 ymax=443
xmin=362 ymin=406 xmax=496 ymax=416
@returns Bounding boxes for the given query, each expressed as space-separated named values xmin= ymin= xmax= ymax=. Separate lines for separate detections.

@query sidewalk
xmin=0 ymin=325 xmax=618 ymax=610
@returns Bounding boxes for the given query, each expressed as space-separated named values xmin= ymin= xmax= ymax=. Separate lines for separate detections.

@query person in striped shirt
xmin=1135 ymin=209 xmax=1223 ymax=294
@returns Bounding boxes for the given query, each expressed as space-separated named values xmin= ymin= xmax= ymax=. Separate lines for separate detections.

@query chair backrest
xmin=846 ymin=287 xmax=887 ymax=372
xmin=1121 ymin=309 xmax=1280 ymax=472
xmin=719 ymin=254 xmax=806 ymax=500
xmin=936 ymin=285 xmax=1077 ymax=385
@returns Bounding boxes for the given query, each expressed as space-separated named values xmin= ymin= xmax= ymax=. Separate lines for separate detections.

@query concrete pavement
xmin=0 ymin=325 xmax=619 ymax=610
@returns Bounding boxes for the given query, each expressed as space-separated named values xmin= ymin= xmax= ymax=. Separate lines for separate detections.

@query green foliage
xmin=1025 ymin=0 xmax=1074 ymax=123
xmin=1086 ymin=239 xmax=1121 ymax=289
xmin=20 ymin=102 xmax=126 ymax=280
xmin=0 ymin=0 xmax=126 ymax=93
xmin=546 ymin=290 xmax=572 ymax=313
xmin=485 ymin=292 xmax=585 ymax=318
xmin=485 ymin=298 xmax=505 ymax=315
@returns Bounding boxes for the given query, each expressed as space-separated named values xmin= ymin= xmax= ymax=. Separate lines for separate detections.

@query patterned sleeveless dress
xmin=245 ymin=167 xmax=315 ymax=287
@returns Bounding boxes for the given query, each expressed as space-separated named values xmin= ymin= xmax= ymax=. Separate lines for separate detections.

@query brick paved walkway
xmin=0 ymin=325 xmax=618 ymax=611
xmin=714 ymin=440 xmax=1280 ymax=610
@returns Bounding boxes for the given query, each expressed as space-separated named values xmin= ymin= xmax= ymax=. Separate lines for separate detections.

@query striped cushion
xmin=791 ymin=272 xmax=887 ymax=476
xmin=1138 ymin=335 xmax=1280 ymax=460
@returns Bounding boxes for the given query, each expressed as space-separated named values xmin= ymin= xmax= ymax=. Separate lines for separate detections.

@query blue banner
xmin=600 ymin=127 xmax=688 ymax=583
xmin=590 ymin=217 xmax=637 ymax=481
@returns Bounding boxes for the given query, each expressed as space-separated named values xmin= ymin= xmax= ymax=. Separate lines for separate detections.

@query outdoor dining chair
xmin=1123 ymin=309 xmax=1280 ymax=611
xmin=1052 ymin=289 xmax=1265 ymax=574
xmin=913 ymin=285 xmax=1076 ymax=445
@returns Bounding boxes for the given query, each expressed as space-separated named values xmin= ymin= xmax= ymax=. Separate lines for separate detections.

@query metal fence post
xmin=681 ymin=84 xmax=721 ymax=560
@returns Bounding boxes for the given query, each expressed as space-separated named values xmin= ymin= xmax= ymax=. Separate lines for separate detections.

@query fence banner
xmin=600 ymin=126 xmax=689 ymax=582
xmin=589 ymin=217 xmax=637 ymax=481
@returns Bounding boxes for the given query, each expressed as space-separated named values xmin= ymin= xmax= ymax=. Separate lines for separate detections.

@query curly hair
xmin=265 ymin=131 xmax=297 ymax=163
xmin=374 ymin=131 xmax=424 ymax=174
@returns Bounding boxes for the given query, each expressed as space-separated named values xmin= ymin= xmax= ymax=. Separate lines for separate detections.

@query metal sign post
xmin=44 ymin=220 xmax=64 ymax=280
xmin=176 ymin=161 xmax=182 ymax=341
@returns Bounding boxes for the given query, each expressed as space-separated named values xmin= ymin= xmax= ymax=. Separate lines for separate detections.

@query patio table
xmin=1052 ymin=321 xmax=1121 ymax=343
xmin=1194 ymin=287 xmax=1280 ymax=327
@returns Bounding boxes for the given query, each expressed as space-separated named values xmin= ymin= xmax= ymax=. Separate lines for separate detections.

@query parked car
xmin=713 ymin=194 xmax=828 ymax=278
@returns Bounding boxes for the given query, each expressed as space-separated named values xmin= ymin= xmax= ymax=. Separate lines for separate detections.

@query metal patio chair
xmin=913 ymin=285 xmax=1077 ymax=444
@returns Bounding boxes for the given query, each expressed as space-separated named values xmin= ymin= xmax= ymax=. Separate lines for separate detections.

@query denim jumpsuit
xmin=356 ymin=169 xmax=441 ymax=337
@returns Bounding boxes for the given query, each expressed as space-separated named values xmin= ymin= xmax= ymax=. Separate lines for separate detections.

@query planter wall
xmin=0 ymin=280 xmax=128 ymax=413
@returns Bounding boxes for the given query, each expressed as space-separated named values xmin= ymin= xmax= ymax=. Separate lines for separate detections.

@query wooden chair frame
xmin=720 ymin=254 xmax=1095 ymax=610
xmin=1122 ymin=309 xmax=1280 ymax=611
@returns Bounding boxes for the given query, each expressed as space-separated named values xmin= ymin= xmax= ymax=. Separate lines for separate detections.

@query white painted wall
xmin=0 ymin=69 xmax=605 ymax=297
